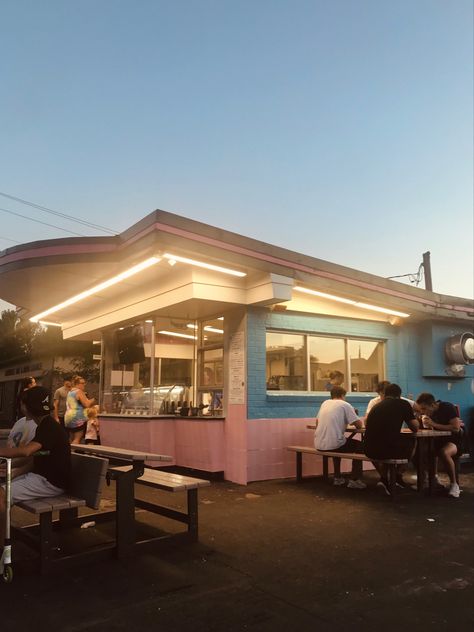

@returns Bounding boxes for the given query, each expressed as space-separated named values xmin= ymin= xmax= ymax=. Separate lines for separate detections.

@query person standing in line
xmin=314 ymin=386 xmax=366 ymax=489
xmin=415 ymin=392 xmax=462 ymax=498
xmin=64 ymin=376 xmax=95 ymax=444
xmin=85 ymin=405 xmax=100 ymax=445
xmin=15 ymin=376 xmax=37 ymax=419
xmin=364 ymin=383 xmax=419 ymax=495
xmin=53 ymin=375 xmax=73 ymax=428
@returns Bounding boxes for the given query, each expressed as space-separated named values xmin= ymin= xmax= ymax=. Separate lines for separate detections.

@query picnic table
xmin=306 ymin=424 xmax=452 ymax=495
xmin=71 ymin=444 xmax=172 ymax=559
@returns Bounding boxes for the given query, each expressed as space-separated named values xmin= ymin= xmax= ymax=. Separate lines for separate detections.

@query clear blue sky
xmin=1 ymin=0 xmax=473 ymax=311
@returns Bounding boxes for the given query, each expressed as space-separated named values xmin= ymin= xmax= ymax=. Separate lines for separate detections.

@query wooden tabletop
xmin=70 ymin=443 xmax=173 ymax=462
xmin=307 ymin=424 xmax=452 ymax=437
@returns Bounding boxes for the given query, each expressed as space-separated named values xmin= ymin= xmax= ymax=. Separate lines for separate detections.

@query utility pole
xmin=422 ymin=251 xmax=433 ymax=291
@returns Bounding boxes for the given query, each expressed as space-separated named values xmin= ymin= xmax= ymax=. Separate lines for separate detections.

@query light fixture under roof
xmin=293 ymin=286 xmax=410 ymax=318
xmin=38 ymin=320 xmax=62 ymax=327
xmin=30 ymin=256 xmax=161 ymax=322
xmin=163 ymin=253 xmax=246 ymax=277
xmin=158 ymin=330 xmax=197 ymax=340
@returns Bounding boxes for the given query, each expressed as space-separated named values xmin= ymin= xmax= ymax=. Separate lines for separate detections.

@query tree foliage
xmin=0 ymin=309 xmax=97 ymax=378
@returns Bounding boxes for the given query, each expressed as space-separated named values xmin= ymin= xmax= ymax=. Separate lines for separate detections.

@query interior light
xmin=293 ymin=286 xmax=410 ymax=318
xmin=204 ymin=326 xmax=224 ymax=334
xmin=158 ymin=330 xmax=197 ymax=340
xmin=167 ymin=259 xmax=176 ymax=266
xmin=145 ymin=320 xmax=153 ymax=323
xmin=30 ymin=256 xmax=161 ymax=322
xmin=187 ymin=323 xmax=198 ymax=329
xmin=163 ymin=253 xmax=246 ymax=277
xmin=38 ymin=321 xmax=62 ymax=327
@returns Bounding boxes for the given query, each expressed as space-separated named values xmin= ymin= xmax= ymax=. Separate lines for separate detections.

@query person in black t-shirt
xmin=364 ymin=383 xmax=420 ymax=493
xmin=416 ymin=392 xmax=462 ymax=498
xmin=0 ymin=386 xmax=71 ymax=554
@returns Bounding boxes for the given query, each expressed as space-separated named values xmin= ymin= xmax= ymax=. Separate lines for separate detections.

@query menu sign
xmin=229 ymin=330 xmax=245 ymax=405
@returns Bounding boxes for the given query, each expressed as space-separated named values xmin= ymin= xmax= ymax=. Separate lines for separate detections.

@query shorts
xmin=434 ymin=435 xmax=460 ymax=453
xmin=318 ymin=437 xmax=365 ymax=454
xmin=5 ymin=472 xmax=64 ymax=504
xmin=66 ymin=421 xmax=86 ymax=434
xmin=365 ymin=437 xmax=416 ymax=461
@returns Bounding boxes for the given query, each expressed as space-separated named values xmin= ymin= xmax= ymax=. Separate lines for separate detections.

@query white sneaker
xmin=333 ymin=477 xmax=346 ymax=486
xmin=347 ymin=479 xmax=367 ymax=489
xmin=448 ymin=483 xmax=460 ymax=498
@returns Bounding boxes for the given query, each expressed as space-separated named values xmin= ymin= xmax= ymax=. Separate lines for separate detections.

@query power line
xmin=0 ymin=206 xmax=89 ymax=237
xmin=0 ymin=191 xmax=117 ymax=235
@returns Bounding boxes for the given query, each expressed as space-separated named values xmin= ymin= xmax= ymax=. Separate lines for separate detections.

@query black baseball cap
xmin=21 ymin=386 xmax=51 ymax=416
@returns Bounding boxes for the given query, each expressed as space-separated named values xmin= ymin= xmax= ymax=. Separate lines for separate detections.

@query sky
xmin=1 ymin=0 xmax=473 ymax=314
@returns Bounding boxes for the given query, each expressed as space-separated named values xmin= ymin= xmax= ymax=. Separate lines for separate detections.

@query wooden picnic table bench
xmin=287 ymin=445 xmax=408 ymax=498
xmin=12 ymin=452 xmax=109 ymax=574
xmin=109 ymin=466 xmax=211 ymax=541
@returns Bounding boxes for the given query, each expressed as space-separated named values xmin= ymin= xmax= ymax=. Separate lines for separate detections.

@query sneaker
xmin=333 ymin=477 xmax=346 ymax=486
xmin=448 ymin=483 xmax=460 ymax=498
xmin=347 ymin=479 xmax=367 ymax=490
xmin=377 ymin=479 xmax=391 ymax=495
xmin=395 ymin=477 xmax=412 ymax=489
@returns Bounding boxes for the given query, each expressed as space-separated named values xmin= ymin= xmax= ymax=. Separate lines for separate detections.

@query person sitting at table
xmin=415 ymin=392 xmax=462 ymax=499
xmin=364 ymin=381 xmax=390 ymax=419
xmin=364 ymin=381 xmax=417 ymax=420
xmin=0 ymin=386 xmax=71 ymax=558
xmin=364 ymin=383 xmax=419 ymax=495
xmin=314 ymin=386 xmax=366 ymax=489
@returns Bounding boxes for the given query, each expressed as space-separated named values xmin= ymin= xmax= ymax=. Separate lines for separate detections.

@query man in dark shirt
xmin=0 ymin=386 xmax=71 ymax=554
xmin=416 ymin=392 xmax=462 ymax=498
xmin=364 ymin=383 xmax=419 ymax=494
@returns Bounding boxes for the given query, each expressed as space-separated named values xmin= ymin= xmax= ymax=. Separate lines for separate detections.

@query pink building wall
xmin=99 ymin=414 xmax=363 ymax=484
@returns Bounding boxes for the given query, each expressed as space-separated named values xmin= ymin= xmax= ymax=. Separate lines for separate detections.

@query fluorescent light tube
xmin=30 ymin=256 xmax=161 ymax=322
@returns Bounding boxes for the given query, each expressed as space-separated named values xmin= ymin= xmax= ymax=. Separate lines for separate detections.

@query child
xmin=84 ymin=405 xmax=100 ymax=445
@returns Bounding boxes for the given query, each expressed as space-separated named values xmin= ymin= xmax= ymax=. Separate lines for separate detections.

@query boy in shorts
xmin=0 ymin=386 xmax=71 ymax=555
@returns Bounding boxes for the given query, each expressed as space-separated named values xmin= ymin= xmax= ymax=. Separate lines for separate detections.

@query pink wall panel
xmin=175 ymin=419 xmax=225 ymax=471
xmin=224 ymin=404 xmax=248 ymax=484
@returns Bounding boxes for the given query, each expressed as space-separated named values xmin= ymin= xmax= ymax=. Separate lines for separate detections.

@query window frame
xmin=265 ymin=329 xmax=386 ymax=394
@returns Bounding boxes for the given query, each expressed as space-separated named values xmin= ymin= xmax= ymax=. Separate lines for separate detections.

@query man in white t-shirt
xmin=314 ymin=386 xmax=366 ymax=489
xmin=365 ymin=381 xmax=417 ymax=419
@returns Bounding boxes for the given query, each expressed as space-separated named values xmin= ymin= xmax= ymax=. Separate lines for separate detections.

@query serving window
xmin=100 ymin=316 xmax=225 ymax=416
xmin=266 ymin=330 xmax=385 ymax=393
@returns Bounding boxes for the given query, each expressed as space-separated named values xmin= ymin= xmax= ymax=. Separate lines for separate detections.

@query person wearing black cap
xmin=0 ymin=386 xmax=71 ymax=553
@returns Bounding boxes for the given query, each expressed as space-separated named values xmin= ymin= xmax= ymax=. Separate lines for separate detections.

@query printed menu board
xmin=229 ymin=330 xmax=245 ymax=405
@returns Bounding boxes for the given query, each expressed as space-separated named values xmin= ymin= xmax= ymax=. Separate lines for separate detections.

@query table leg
xmin=427 ymin=438 xmax=435 ymax=497
xmin=114 ymin=466 xmax=139 ymax=559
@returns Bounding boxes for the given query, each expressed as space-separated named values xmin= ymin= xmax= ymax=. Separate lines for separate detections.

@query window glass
xmin=348 ymin=339 xmax=384 ymax=392
xmin=266 ymin=330 xmax=385 ymax=393
xmin=266 ymin=332 xmax=306 ymax=391
xmin=100 ymin=321 xmax=152 ymax=414
xmin=308 ymin=337 xmax=345 ymax=391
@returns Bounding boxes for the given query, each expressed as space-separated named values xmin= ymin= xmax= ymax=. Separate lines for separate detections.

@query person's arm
xmin=77 ymin=391 xmax=95 ymax=408
xmin=405 ymin=416 xmax=420 ymax=433
xmin=423 ymin=416 xmax=461 ymax=433
xmin=53 ymin=397 xmax=60 ymax=422
xmin=0 ymin=440 xmax=43 ymax=459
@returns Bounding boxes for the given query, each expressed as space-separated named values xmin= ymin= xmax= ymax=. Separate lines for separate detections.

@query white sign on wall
xmin=229 ymin=330 xmax=245 ymax=405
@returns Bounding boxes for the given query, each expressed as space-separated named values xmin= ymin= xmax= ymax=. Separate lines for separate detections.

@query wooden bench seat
xmin=287 ymin=445 xmax=408 ymax=498
xmin=13 ymin=452 xmax=109 ymax=574
xmin=108 ymin=466 xmax=210 ymax=540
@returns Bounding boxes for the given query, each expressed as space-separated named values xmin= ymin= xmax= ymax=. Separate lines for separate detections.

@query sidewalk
xmin=3 ymin=466 xmax=474 ymax=631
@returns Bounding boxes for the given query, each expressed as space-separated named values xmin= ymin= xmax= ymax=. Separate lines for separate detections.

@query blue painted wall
xmin=247 ymin=307 xmax=474 ymax=424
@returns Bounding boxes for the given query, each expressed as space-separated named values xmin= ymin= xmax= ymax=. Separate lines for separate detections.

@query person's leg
xmin=70 ymin=427 xmax=85 ymax=444
xmin=438 ymin=443 xmax=458 ymax=485
xmin=332 ymin=457 xmax=341 ymax=477
xmin=0 ymin=486 xmax=5 ymax=551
